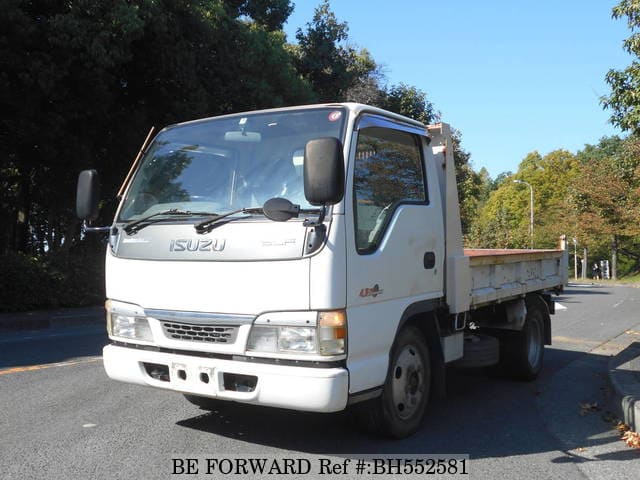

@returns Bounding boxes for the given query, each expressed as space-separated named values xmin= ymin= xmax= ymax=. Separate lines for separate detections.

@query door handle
xmin=423 ymin=252 xmax=436 ymax=269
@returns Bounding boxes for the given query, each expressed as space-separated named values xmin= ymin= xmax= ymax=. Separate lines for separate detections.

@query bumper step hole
xmin=142 ymin=362 xmax=170 ymax=382
xmin=177 ymin=369 xmax=187 ymax=381
xmin=200 ymin=372 xmax=210 ymax=384
xmin=223 ymin=373 xmax=257 ymax=392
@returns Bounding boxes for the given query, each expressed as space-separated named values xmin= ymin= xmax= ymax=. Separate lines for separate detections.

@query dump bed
xmin=464 ymin=249 xmax=568 ymax=308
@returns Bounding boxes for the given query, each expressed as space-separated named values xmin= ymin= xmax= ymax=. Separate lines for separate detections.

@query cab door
xmin=345 ymin=115 xmax=444 ymax=393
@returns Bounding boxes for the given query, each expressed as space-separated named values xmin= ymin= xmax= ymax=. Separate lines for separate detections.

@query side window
xmin=353 ymin=126 xmax=426 ymax=253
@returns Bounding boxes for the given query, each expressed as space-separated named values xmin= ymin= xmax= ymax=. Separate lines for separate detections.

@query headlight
xmin=246 ymin=326 xmax=278 ymax=352
xmin=246 ymin=310 xmax=346 ymax=356
xmin=110 ymin=314 xmax=153 ymax=342
xmin=247 ymin=326 xmax=316 ymax=354
xmin=106 ymin=300 xmax=153 ymax=342
xmin=279 ymin=326 xmax=316 ymax=352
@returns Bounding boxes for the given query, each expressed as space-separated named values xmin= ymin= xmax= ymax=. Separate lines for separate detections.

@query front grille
xmin=161 ymin=321 xmax=239 ymax=344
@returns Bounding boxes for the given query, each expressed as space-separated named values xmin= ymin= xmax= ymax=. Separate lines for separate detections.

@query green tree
xmin=602 ymin=0 xmax=640 ymax=132
xmin=343 ymin=49 xmax=385 ymax=105
xmin=470 ymin=150 xmax=578 ymax=249
xmin=381 ymin=84 xmax=436 ymax=125
xmin=293 ymin=0 xmax=375 ymax=101
xmin=449 ymin=132 xmax=484 ymax=236
xmin=0 ymin=0 xmax=146 ymax=254
xmin=0 ymin=0 xmax=322 ymax=311
xmin=225 ymin=0 xmax=294 ymax=31
xmin=572 ymin=136 xmax=640 ymax=278
xmin=491 ymin=171 xmax=514 ymax=190
xmin=0 ymin=0 xmax=311 ymax=257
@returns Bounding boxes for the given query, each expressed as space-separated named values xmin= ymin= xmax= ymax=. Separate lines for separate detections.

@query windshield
xmin=118 ymin=107 xmax=347 ymax=221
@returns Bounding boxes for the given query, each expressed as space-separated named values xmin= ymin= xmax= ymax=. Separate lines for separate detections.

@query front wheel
xmin=351 ymin=325 xmax=431 ymax=438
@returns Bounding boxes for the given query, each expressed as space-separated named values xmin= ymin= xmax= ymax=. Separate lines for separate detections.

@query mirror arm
xmin=82 ymin=220 xmax=111 ymax=234
xmin=303 ymin=205 xmax=328 ymax=255
xmin=303 ymin=204 xmax=327 ymax=228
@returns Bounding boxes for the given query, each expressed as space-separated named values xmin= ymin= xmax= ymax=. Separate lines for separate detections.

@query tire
xmin=499 ymin=296 xmax=547 ymax=380
xmin=183 ymin=394 xmax=222 ymax=410
xmin=351 ymin=326 xmax=431 ymax=438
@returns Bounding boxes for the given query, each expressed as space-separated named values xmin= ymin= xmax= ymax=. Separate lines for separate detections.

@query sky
xmin=284 ymin=0 xmax=633 ymax=178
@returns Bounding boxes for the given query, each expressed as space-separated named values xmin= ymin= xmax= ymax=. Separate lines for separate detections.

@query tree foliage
xmin=572 ymin=136 xmax=640 ymax=277
xmin=469 ymin=135 xmax=640 ymax=278
xmin=602 ymin=0 xmax=640 ymax=132
xmin=469 ymin=150 xmax=579 ymax=249
xmin=0 ymin=0 xmax=313 ymax=259
xmin=293 ymin=0 xmax=375 ymax=102
xmin=226 ymin=0 xmax=294 ymax=31
xmin=0 ymin=0 xmax=320 ymax=310
xmin=382 ymin=84 xmax=436 ymax=125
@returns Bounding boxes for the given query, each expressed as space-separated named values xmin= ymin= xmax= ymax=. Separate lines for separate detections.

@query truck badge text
xmin=169 ymin=239 xmax=226 ymax=252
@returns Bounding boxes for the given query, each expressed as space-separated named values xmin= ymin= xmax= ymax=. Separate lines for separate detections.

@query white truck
xmin=77 ymin=103 xmax=568 ymax=438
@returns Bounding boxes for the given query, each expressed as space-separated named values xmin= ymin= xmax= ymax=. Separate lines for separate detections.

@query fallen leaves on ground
xmin=622 ymin=430 xmax=640 ymax=449
xmin=615 ymin=422 xmax=640 ymax=449
xmin=579 ymin=402 xmax=601 ymax=416
xmin=616 ymin=422 xmax=631 ymax=433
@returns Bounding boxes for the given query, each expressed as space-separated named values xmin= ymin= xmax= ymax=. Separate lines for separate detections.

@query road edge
xmin=606 ymin=325 xmax=640 ymax=432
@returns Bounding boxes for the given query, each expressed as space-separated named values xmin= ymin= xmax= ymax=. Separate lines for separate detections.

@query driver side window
xmin=353 ymin=126 xmax=426 ymax=254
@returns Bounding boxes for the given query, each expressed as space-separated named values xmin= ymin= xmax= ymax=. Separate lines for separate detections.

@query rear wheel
xmin=500 ymin=297 xmax=547 ymax=380
xmin=351 ymin=325 xmax=431 ymax=438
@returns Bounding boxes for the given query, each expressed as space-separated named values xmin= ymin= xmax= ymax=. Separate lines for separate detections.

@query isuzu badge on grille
xmin=169 ymin=239 xmax=226 ymax=252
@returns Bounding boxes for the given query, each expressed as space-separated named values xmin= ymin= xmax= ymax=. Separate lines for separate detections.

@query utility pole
xmin=612 ymin=235 xmax=618 ymax=280
xmin=573 ymin=237 xmax=578 ymax=280
xmin=513 ymin=180 xmax=534 ymax=249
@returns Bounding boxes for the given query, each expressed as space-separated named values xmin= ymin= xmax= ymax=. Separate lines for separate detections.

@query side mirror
xmin=303 ymin=137 xmax=345 ymax=206
xmin=76 ymin=169 xmax=100 ymax=220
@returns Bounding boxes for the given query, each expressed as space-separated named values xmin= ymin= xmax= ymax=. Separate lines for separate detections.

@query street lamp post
xmin=514 ymin=180 xmax=534 ymax=249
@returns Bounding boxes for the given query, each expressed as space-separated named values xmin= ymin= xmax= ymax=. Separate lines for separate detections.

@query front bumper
xmin=103 ymin=344 xmax=349 ymax=412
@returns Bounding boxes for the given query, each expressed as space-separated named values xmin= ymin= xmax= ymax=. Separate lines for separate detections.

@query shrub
xmin=0 ymin=248 xmax=105 ymax=312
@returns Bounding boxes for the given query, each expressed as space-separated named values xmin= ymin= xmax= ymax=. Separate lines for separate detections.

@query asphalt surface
xmin=1 ymin=285 xmax=639 ymax=479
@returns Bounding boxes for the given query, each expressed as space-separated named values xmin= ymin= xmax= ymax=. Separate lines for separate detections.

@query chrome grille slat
xmin=145 ymin=308 xmax=254 ymax=326
xmin=160 ymin=321 xmax=239 ymax=344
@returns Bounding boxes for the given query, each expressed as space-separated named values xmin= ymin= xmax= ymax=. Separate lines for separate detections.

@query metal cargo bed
xmin=464 ymin=249 xmax=568 ymax=308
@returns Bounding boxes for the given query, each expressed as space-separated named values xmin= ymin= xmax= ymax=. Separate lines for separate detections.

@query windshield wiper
xmin=124 ymin=209 xmax=214 ymax=235
xmin=194 ymin=207 xmax=264 ymax=234
xmin=194 ymin=200 xmax=325 ymax=234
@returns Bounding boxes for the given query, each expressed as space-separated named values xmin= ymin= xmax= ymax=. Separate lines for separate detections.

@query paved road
xmin=1 ymin=285 xmax=639 ymax=479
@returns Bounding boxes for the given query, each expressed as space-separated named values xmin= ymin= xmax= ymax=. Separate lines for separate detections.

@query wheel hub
xmin=527 ymin=317 xmax=543 ymax=368
xmin=391 ymin=345 xmax=424 ymax=419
